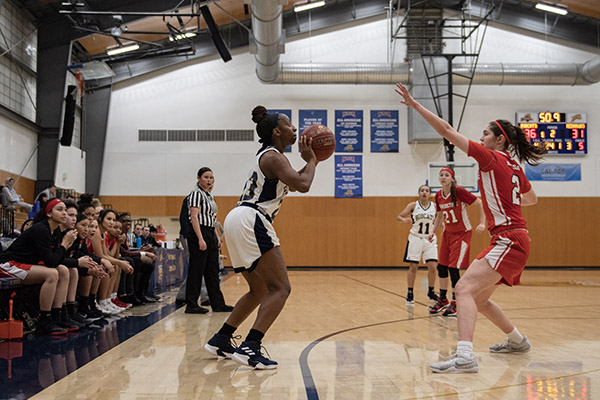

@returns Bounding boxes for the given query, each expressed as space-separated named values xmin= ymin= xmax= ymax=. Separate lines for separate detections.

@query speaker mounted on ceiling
xmin=199 ymin=5 xmax=232 ymax=63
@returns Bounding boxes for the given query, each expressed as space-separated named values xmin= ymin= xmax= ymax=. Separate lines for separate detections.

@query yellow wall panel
xmin=99 ymin=195 xmax=598 ymax=267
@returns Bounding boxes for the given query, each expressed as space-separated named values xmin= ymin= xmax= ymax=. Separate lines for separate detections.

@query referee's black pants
xmin=185 ymin=226 xmax=225 ymax=309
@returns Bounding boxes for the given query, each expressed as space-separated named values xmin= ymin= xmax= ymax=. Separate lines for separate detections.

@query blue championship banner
xmin=335 ymin=155 xmax=363 ymax=198
xmin=269 ymin=109 xmax=292 ymax=152
xmin=370 ymin=110 xmax=399 ymax=152
xmin=335 ymin=110 xmax=363 ymax=152
xmin=525 ymin=163 xmax=581 ymax=181
xmin=299 ymin=110 xmax=327 ymax=152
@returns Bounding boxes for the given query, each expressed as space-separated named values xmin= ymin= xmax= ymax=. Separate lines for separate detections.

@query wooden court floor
xmin=32 ymin=269 xmax=600 ymax=400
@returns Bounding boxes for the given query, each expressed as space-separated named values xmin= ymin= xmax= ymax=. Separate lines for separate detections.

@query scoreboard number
xmin=516 ymin=111 xmax=587 ymax=155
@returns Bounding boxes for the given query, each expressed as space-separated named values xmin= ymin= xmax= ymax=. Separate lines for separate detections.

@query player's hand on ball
xmin=299 ymin=135 xmax=317 ymax=164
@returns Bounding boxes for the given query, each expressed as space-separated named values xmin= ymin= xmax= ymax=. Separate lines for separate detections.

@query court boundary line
xmin=299 ymin=316 xmax=432 ymax=400
xmin=298 ymin=315 xmax=600 ymax=400
xmin=298 ymin=272 xmax=600 ymax=400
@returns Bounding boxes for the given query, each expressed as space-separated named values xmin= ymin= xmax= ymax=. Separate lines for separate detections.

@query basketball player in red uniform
xmin=428 ymin=167 xmax=485 ymax=316
xmin=396 ymin=83 xmax=545 ymax=373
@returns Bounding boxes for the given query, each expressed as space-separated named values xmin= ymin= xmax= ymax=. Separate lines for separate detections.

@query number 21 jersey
xmin=435 ymin=186 xmax=477 ymax=233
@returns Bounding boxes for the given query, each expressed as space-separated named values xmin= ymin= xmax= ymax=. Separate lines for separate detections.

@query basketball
xmin=301 ymin=124 xmax=335 ymax=161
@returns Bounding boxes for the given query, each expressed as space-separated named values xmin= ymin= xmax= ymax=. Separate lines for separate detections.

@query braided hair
xmin=252 ymin=105 xmax=280 ymax=154
xmin=489 ymin=119 xmax=546 ymax=166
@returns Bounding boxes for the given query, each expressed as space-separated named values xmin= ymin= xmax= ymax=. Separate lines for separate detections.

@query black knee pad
xmin=449 ymin=267 xmax=461 ymax=287
xmin=437 ymin=264 xmax=449 ymax=278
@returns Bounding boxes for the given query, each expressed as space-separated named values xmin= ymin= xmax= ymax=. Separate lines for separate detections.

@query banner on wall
xmin=269 ymin=109 xmax=292 ymax=152
xmin=335 ymin=155 xmax=362 ymax=198
xmin=299 ymin=110 xmax=327 ymax=138
xmin=335 ymin=110 xmax=363 ymax=152
xmin=524 ymin=163 xmax=581 ymax=181
xmin=370 ymin=110 xmax=399 ymax=152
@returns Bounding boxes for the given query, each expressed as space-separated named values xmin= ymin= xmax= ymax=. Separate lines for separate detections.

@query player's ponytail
xmin=252 ymin=105 xmax=279 ymax=154
xmin=490 ymin=119 xmax=546 ymax=165
xmin=450 ymin=180 xmax=457 ymax=207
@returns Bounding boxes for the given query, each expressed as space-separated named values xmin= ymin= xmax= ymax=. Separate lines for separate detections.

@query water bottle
xmin=136 ymin=237 xmax=142 ymax=248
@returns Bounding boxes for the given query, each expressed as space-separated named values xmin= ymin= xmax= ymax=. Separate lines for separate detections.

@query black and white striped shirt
xmin=188 ymin=185 xmax=218 ymax=228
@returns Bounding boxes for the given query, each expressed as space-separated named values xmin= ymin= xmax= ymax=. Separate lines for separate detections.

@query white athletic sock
xmin=507 ymin=327 xmax=524 ymax=343
xmin=457 ymin=341 xmax=473 ymax=358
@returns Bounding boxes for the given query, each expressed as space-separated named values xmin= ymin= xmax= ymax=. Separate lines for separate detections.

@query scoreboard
xmin=516 ymin=111 xmax=587 ymax=155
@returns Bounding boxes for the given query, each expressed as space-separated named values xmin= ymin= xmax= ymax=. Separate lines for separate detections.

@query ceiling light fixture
xmin=169 ymin=32 xmax=197 ymax=41
xmin=294 ymin=0 xmax=325 ymax=13
xmin=535 ymin=2 xmax=568 ymax=15
xmin=110 ymin=26 xmax=122 ymax=36
xmin=106 ymin=44 xmax=139 ymax=56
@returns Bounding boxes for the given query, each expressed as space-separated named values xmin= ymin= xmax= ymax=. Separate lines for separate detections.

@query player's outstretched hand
xmin=395 ymin=83 xmax=418 ymax=108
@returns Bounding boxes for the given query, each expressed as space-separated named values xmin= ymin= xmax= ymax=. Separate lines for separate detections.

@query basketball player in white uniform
xmin=204 ymin=105 xmax=318 ymax=369
xmin=397 ymin=184 xmax=439 ymax=304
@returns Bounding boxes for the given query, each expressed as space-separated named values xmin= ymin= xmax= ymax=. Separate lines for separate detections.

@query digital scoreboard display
xmin=516 ymin=112 xmax=587 ymax=155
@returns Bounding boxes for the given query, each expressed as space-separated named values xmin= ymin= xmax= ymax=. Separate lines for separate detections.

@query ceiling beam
xmin=104 ymin=0 xmax=599 ymax=84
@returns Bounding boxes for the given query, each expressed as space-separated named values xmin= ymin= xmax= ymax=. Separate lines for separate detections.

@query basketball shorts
xmin=0 ymin=261 xmax=32 ymax=281
xmin=439 ymin=230 xmax=472 ymax=269
xmin=224 ymin=206 xmax=280 ymax=273
xmin=476 ymin=229 xmax=530 ymax=286
xmin=403 ymin=233 xmax=438 ymax=264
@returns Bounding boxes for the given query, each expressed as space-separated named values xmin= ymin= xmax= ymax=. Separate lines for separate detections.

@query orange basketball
xmin=301 ymin=124 xmax=335 ymax=161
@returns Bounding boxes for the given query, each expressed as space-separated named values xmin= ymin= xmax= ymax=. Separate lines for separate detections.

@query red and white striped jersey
xmin=435 ymin=186 xmax=477 ymax=233
xmin=468 ymin=140 xmax=532 ymax=235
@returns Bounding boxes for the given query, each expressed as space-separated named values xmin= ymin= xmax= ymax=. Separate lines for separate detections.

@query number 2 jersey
xmin=435 ymin=186 xmax=477 ymax=233
xmin=238 ymin=146 xmax=289 ymax=222
xmin=410 ymin=200 xmax=436 ymax=238
xmin=468 ymin=140 xmax=532 ymax=236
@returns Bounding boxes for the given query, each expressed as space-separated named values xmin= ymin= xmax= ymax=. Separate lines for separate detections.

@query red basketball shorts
xmin=0 ymin=261 xmax=33 ymax=280
xmin=476 ymin=229 xmax=530 ymax=286
xmin=439 ymin=230 xmax=472 ymax=269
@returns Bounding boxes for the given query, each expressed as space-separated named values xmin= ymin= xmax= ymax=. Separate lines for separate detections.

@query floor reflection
xmin=0 ymin=299 xmax=179 ymax=399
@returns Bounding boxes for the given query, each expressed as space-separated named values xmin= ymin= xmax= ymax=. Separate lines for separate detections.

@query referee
xmin=185 ymin=167 xmax=232 ymax=314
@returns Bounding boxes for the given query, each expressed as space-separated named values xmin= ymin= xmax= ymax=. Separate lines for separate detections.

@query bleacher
xmin=0 ymin=207 xmax=15 ymax=237
xmin=55 ymin=188 xmax=77 ymax=201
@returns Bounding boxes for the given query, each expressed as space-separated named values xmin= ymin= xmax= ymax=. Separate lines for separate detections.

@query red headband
xmin=493 ymin=120 xmax=510 ymax=144
xmin=440 ymin=167 xmax=455 ymax=180
xmin=44 ymin=199 xmax=63 ymax=215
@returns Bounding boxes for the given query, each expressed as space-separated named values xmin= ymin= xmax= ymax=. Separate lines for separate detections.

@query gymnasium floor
xmin=2 ymin=269 xmax=600 ymax=399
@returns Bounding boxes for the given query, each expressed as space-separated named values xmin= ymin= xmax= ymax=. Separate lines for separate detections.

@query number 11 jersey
xmin=410 ymin=200 xmax=436 ymax=238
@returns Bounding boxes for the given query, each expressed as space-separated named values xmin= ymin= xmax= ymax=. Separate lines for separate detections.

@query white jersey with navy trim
xmin=409 ymin=200 xmax=436 ymax=238
xmin=238 ymin=146 xmax=289 ymax=222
